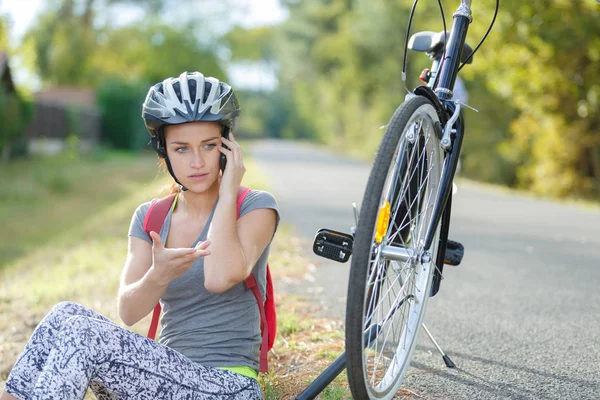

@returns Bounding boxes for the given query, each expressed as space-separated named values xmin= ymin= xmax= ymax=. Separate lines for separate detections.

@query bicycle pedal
xmin=444 ymin=239 xmax=464 ymax=266
xmin=313 ymin=229 xmax=353 ymax=263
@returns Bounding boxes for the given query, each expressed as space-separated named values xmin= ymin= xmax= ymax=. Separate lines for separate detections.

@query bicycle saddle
xmin=408 ymin=30 xmax=474 ymax=64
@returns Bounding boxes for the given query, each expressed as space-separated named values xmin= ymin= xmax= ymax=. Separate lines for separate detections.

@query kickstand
xmin=422 ymin=323 xmax=455 ymax=368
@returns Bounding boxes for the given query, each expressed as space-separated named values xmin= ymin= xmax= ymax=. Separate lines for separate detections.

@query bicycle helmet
xmin=141 ymin=71 xmax=240 ymax=190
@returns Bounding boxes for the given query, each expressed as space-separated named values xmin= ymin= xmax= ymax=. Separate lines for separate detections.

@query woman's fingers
xmin=221 ymin=135 xmax=243 ymax=165
xmin=191 ymin=241 xmax=211 ymax=259
xmin=219 ymin=144 xmax=233 ymax=166
xmin=195 ymin=240 xmax=211 ymax=250
xmin=172 ymin=242 xmax=211 ymax=262
xmin=171 ymin=248 xmax=198 ymax=258
xmin=192 ymin=249 xmax=211 ymax=258
xmin=173 ymin=250 xmax=210 ymax=270
xmin=157 ymin=242 xmax=208 ymax=260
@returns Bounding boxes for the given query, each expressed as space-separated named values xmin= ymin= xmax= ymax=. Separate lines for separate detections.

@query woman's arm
xmin=118 ymin=233 xmax=210 ymax=326
xmin=117 ymin=236 xmax=164 ymax=326
xmin=204 ymin=197 xmax=277 ymax=294
xmin=205 ymin=132 xmax=277 ymax=293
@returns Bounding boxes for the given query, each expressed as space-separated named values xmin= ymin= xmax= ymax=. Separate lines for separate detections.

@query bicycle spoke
xmin=388 ymin=171 xmax=433 ymax=245
xmin=369 ymin=266 xmax=414 ymax=362
xmin=364 ymin=272 xmax=403 ymax=331
xmin=389 ymin=145 xmax=436 ymax=246
xmin=369 ymin=272 xmax=417 ymax=388
xmin=385 ymin=120 xmax=423 ymax=204
xmin=393 ymin=134 xmax=431 ymax=231
xmin=385 ymin=130 xmax=433 ymax=245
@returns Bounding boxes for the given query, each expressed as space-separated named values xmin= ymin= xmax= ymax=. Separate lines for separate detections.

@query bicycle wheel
xmin=346 ymin=95 xmax=444 ymax=399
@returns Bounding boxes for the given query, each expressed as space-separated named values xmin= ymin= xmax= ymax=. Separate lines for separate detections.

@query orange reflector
xmin=375 ymin=201 xmax=391 ymax=243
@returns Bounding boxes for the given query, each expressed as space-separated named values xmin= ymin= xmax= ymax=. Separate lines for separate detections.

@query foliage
xmin=223 ymin=26 xmax=277 ymax=62
xmin=90 ymin=23 xmax=226 ymax=87
xmin=272 ymin=0 xmax=432 ymax=157
xmin=466 ymin=0 xmax=600 ymax=198
xmin=236 ymin=88 xmax=315 ymax=140
xmin=20 ymin=0 xmax=230 ymax=87
xmin=18 ymin=0 xmax=228 ymax=151
xmin=0 ymin=15 xmax=8 ymax=49
xmin=96 ymin=77 xmax=149 ymax=150
xmin=8 ymin=0 xmax=600 ymax=199
xmin=264 ymin=0 xmax=600 ymax=198
xmin=0 ymin=83 xmax=33 ymax=162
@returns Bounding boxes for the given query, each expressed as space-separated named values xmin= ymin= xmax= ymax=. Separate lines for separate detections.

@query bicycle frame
xmin=434 ymin=0 xmax=473 ymax=99
xmin=418 ymin=0 xmax=472 ymax=254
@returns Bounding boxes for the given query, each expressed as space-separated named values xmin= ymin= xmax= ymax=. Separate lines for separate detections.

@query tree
xmin=0 ymin=16 xmax=33 ymax=162
xmin=20 ymin=0 xmax=230 ymax=87
xmin=0 ymin=14 xmax=8 ymax=49
xmin=17 ymin=0 xmax=229 ymax=151
xmin=273 ymin=0 xmax=419 ymax=155
xmin=91 ymin=23 xmax=225 ymax=85
xmin=468 ymin=0 xmax=600 ymax=198
xmin=0 ymin=83 xmax=33 ymax=162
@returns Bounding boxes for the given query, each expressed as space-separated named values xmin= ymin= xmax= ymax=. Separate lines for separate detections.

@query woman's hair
xmin=158 ymin=157 xmax=182 ymax=195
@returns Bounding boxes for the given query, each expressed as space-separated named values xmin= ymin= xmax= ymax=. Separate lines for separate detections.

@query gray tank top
xmin=128 ymin=189 xmax=279 ymax=371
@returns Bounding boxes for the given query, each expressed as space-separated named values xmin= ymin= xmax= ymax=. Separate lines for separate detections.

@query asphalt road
xmin=250 ymin=139 xmax=600 ymax=400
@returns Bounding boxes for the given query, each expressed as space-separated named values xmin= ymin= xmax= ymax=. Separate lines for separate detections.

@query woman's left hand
xmin=219 ymin=132 xmax=246 ymax=199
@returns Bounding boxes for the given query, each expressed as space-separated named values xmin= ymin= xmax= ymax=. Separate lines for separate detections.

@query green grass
xmin=0 ymin=150 xmax=162 ymax=268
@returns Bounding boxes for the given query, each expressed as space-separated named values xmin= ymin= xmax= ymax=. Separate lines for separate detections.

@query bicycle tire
xmin=346 ymin=95 xmax=444 ymax=399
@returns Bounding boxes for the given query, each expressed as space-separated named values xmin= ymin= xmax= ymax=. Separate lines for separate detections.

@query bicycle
xmin=310 ymin=0 xmax=498 ymax=398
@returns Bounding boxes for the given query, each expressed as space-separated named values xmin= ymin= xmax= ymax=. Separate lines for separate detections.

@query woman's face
xmin=164 ymin=121 xmax=223 ymax=192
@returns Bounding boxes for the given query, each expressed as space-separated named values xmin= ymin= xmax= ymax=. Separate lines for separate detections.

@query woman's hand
xmin=219 ymin=132 xmax=246 ymax=199
xmin=147 ymin=231 xmax=210 ymax=287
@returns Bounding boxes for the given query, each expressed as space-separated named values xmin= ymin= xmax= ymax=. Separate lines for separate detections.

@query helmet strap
xmin=150 ymin=136 xmax=167 ymax=158
xmin=152 ymin=134 xmax=188 ymax=191
xmin=164 ymin=156 xmax=188 ymax=191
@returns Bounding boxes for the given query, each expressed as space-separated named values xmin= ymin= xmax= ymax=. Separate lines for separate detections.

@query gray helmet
xmin=142 ymin=71 xmax=240 ymax=139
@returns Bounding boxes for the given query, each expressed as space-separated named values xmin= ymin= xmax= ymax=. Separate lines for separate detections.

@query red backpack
xmin=142 ymin=186 xmax=276 ymax=372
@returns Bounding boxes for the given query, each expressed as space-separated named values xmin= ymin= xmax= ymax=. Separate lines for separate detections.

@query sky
xmin=0 ymin=0 xmax=288 ymax=90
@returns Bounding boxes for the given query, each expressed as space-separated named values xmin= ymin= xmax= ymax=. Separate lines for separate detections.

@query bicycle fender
xmin=413 ymin=85 xmax=448 ymax=125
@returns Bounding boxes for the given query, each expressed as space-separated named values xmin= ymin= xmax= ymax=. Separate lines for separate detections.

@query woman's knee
xmin=64 ymin=315 xmax=96 ymax=331
xmin=40 ymin=302 xmax=97 ymax=332
xmin=49 ymin=301 xmax=90 ymax=318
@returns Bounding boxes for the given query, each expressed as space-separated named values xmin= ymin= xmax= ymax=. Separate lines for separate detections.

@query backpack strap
xmin=143 ymin=194 xmax=177 ymax=340
xmin=264 ymin=265 xmax=276 ymax=350
xmin=236 ymin=186 xmax=251 ymax=217
xmin=237 ymin=187 xmax=271 ymax=373
xmin=245 ymin=273 xmax=269 ymax=373
xmin=143 ymin=194 xmax=177 ymax=238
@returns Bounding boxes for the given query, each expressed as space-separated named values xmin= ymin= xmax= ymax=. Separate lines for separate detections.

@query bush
xmin=0 ymin=83 xmax=33 ymax=162
xmin=96 ymin=77 xmax=150 ymax=151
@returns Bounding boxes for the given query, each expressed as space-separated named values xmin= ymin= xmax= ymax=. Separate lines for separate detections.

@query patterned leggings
xmin=3 ymin=302 xmax=262 ymax=400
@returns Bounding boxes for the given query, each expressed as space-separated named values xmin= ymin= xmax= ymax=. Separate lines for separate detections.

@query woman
xmin=1 ymin=72 xmax=279 ymax=399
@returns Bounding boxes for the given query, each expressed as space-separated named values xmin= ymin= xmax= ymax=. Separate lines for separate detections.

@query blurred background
xmin=0 ymin=0 xmax=598 ymax=200
xmin=1 ymin=2 xmax=599 ymax=397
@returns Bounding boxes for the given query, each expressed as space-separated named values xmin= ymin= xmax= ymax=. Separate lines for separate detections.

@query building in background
xmin=26 ymin=87 xmax=101 ymax=156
